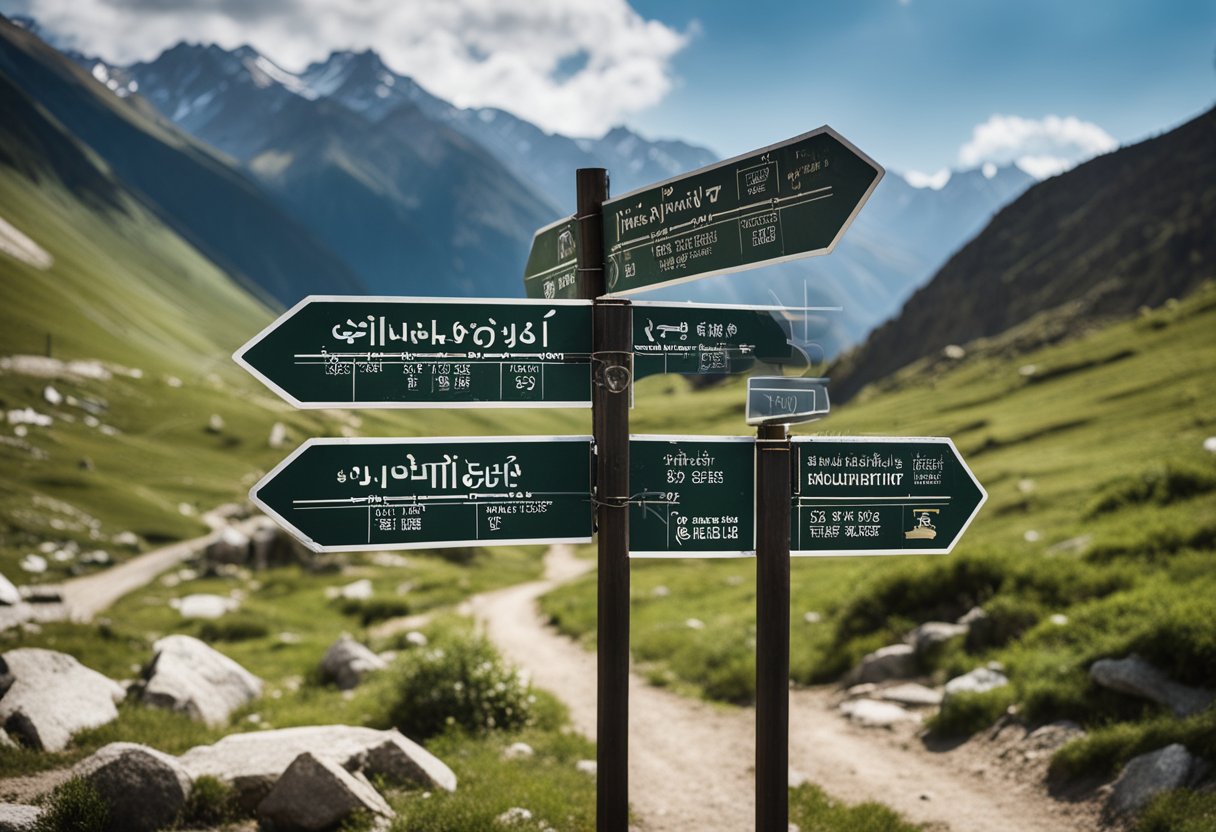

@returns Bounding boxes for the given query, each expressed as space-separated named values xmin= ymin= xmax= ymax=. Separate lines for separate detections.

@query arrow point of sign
xmin=940 ymin=436 xmax=989 ymax=555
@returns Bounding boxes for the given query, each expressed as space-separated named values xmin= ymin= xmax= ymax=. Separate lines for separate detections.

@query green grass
xmin=788 ymin=782 xmax=926 ymax=832
xmin=1135 ymin=789 xmax=1216 ymax=832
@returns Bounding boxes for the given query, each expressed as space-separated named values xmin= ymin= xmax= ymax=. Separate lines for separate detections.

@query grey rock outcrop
xmin=1090 ymin=655 xmax=1214 ymax=717
xmin=0 ymin=803 xmax=42 ymax=831
xmin=877 ymin=683 xmax=944 ymax=707
xmin=944 ymin=667 xmax=1008 ymax=700
xmin=319 ymin=634 xmax=388 ymax=690
xmin=1107 ymin=743 xmax=1204 ymax=815
xmin=0 ymin=648 xmax=124 ymax=750
xmin=0 ymin=575 xmax=20 ymax=607
xmin=908 ymin=621 xmax=967 ymax=655
xmin=850 ymin=644 xmax=917 ymax=684
xmin=181 ymin=724 xmax=456 ymax=810
xmin=839 ymin=699 xmax=920 ymax=728
xmin=72 ymin=742 xmax=193 ymax=832
xmin=257 ymin=752 xmax=393 ymax=832
xmin=141 ymin=635 xmax=261 ymax=726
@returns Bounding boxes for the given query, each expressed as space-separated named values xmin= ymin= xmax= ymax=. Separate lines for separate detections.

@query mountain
xmin=830 ymin=105 xmax=1216 ymax=401
xmin=121 ymin=43 xmax=559 ymax=296
xmin=0 ymin=19 xmax=364 ymax=307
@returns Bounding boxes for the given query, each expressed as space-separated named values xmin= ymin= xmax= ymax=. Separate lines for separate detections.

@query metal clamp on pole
xmin=755 ymin=421 xmax=791 ymax=832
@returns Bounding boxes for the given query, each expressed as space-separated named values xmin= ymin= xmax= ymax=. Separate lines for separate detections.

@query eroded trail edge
xmin=471 ymin=545 xmax=1095 ymax=832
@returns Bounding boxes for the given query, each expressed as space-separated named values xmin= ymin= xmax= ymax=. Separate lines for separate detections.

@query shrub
xmin=1136 ymin=789 xmax=1216 ymax=832
xmin=35 ymin=777 xmax=108 ymax=832
xmin=337 ymin=597 xmax=412 ymax=626
xmin=196 ymin=615 xmax=269 ymax=643
xmin=1049 ymin=709 xmax=1216 ymax=783
xmin=927 ymin=687 xmax=1015 ymax=739
xmin=385 ymin=632 xmax=533 ymax=739
xmin=1086 ymin=462 xmax=1216 ymax=518
xmin=177 ymin=775 xmax=236 ymax=827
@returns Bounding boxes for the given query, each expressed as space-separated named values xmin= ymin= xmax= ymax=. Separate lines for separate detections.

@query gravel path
xmin=472 ymin=545 xmax=1099 ymax=832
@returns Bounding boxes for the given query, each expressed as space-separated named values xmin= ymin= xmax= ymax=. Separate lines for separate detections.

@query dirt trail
xmin=472 ymin=545 xmax=1095 ymax=832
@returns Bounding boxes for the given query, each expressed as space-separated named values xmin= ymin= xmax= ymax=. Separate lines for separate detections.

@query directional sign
xmin=629 ymin=435 xmax=755 ymax=557
xmin=252 ymin=436 xmax=594 ymax=552
xmin=632 ymin=301 xmax=810 ymax=380
xmin=234 ymin=296 xmax=593 ymax=408
xmin=523 ymin=216 xmax=585 ymax=300
xmin=791 ymin=437 xmax=987 ymax=556
xmin=602 ymin=126 xmax=883 ymax=295
xmin=746 ymin=377 xmax=830 ymax=426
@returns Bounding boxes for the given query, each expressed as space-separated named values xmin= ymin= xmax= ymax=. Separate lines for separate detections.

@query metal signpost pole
xmin=579 ymin=168 xmax=631 ymax=832
xmin=755 ymin=421 xmax=791 ymax=832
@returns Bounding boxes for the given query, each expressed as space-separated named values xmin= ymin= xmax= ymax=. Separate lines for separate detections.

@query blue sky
xmin=6 ymin=0 xmax=1214 ymax=178
xmin=630 ymin=0 xmax=1216 ymax=175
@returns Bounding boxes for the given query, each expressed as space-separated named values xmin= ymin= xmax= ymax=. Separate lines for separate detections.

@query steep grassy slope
xmin=0 ymin=17 xmax=364 ymax=306
xmin=831 ymin=106 xmax=1216 ymax=401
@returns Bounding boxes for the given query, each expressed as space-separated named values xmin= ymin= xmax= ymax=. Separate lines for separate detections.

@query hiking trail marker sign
xmin=746 ymin=376 xmax=830 ymax=426
xmin=791 ymin=436 xmax=987 ymax=556
xmin=234 ymin=296 xmax=593 ymax=408
xmin=250 ymin=436 xmax=594 ymax=552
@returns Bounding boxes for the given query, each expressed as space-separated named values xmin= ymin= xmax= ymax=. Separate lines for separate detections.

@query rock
xmin=340 ymin=579 xmax=373 ymax=601
xmin=684 ymin=618 xmax=705 ymax=630
xmin=181 ymin=725 xmax=456 ymax=810
xmin=503 ymin=742 xmax=534 ymax=760
xmin=141 ymin=635 xmax=261 ymax=726
xmin=319 ymin=635 xmax=388 ymax=690
xmin=0 ymin=575 xmax=19 ymax=607
xmin=850 ymin=644 xmax=917 ymax=684
xmin=0 ymin=804 xmax=41 ymax=831
xmin=205 ymin=526 xmax=250 ymax=565
xmin=0 ymin=648 xmax=124 ymax=751
xmin=42 ymin=386 xmax=62 ymax=406
xmin=942 ymin=344 xmax=966 ymax=360
xmin=1024 ymin=721 xmax=1085 ymax=752
xmin=959 ymin=606 xmax=997 ymax=651
xmin=206 ymin=413 xmax=225 ymax=433
xmin=113 ymin=531 xmax=140 ymax=548
xmin=405 ymin=631 xmax=428 ymax=647
xmin=257 ymin=752 xmax=393 ymax=832
xmin=1108 ymin=744 xmax=1202 ymax=815
xmin=497 ymin=807 xmax=533 ymax=825
xmin=802 ymin=611 xmax=822 ymax=624
xmin=268 ymin=421 xmax=288 ymax=449
xmin=877 ymin=683 xmax=944 ymax=707
xmin=839 ymin=699 xmax=921 ymax=728
xmin=944 ymin=667 xmax=1009 ymax=699
xmin=73 ymin=742 xmax=193 ymax=832
xmin=18 ymin=585 xmax=61 ymax=604
xmin=174 ymin=593 xmax=238 ymax=619
xmin=576 ymin=760 xmax=597 ymax=775
xmin=908 ymin=621 xmax=967 ymax=654
xmin=17 ymin=556 xmax=45 ymax=575
xmin=1090 ymin=655 xmax=1214 ymax=718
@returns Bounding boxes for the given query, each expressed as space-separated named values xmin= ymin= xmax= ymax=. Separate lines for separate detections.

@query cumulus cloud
xmin=9 ymin=0 xmax=691 ymax=136
xmin=958 ymin=114 xmax=1117 ymax=180
xmin=903 ymin=167 xmax=951 ymax=190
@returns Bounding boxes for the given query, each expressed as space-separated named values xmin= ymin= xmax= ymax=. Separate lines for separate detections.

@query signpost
xmin=746 ymin=376 xmax=830 ymax=426
xmin=250 ymin=436 xmax=594 ymax=552
xmin=791 ymin=436 xmax=987 ymax=556
xmin=234 ymin=296 xmax=593 ymax=408
xmin=602 ymin=126 xmax=883 ymax=295
xmin=523 ymin=216 xmax=584 ymax=300
xmin=628 ymin=436 xmax=755 ymax=557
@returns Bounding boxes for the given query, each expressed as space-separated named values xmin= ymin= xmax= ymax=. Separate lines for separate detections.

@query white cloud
xmin=903 ymin=168 xmax=951 ymax=190
xmin=958 ymin=114 xmax=1116 ymax=180
xmin=14 ymin=0 xmax=691 ymax=137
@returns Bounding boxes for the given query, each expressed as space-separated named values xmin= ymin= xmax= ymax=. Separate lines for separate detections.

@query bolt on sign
xmin=234 ymin=296 xmax=593 ymax=408
xmin=790 ymin=436 xmax=987 ymax=556
xmin=251 ymin=436 xmax=594 ymax=552
xmin=601 ymin=126 xmax=884 ymax=295
xmin=523 ymin=216 xmax=583 ymax=300
xmin=628 ymin=435 xmax=756 ymax=557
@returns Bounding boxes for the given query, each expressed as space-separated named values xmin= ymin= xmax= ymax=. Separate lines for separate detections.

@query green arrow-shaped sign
xmin=252 ymin=436 xmax=594 ymax=552
xmin=523 ymin=216 xmax=584 ymax=300
xmin=791 ymin=437 xmax=987 ymax=556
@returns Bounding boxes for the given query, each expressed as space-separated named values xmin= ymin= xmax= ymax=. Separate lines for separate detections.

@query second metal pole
xmin=756 ymin=422 xmax=791 ymax=832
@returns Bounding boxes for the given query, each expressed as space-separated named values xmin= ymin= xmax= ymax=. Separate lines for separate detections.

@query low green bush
xmin=788 ymin=782 xmax=924 ymax=831
xmin=927 ymin=687 xmax=1016 ymax=738
xmin=337 ymin=597 xmax=412 ymax=626
xmin=35 ymin=777 xmax=108 ymax=832
xmin=384 ymin=632 xmax=533 ymax=739
xmin=1086 ymin=462 xmax=1216 ymax=518
xmin=177 ymin=775 xmax=236 ymax=827
xmin=1049 ymin=710 xmax=1216 ymax=783
xmin=196 ymin=615 xmax=269 ymax=642
xmin=1135 ymin=789 xmax=1216 ymax=832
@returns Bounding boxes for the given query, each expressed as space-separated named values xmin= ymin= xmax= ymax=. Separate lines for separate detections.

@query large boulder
xmin=257 ymin=752 xmax=393 ymax=832
xmin=140 ymin=635 xmax=261 ymax=726
xmin=1107 ymin=744 xmax=1204 ymax=815
xmin=849 ymin=644 xmax=917 ymax=684
xmin=944 ymin=667 xmax=1008 ymax=700
xmin=1090 ymin=655 xmax=1214 ymax=717
xmin=181 ymin=724 xmax=456 ymax=811
xmin=0 ymin=804 xmax=42 ymax=831
xmin=72 ymin=742 xmax=193 ymax=832
xmin=319 ymin=635 xmax=388 ymax=690
xmin=0 ymin=649 xmax=124 ymax=751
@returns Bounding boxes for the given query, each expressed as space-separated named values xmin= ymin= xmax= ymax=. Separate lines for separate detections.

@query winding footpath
xmin=471 ymin=545 xmax=1097 ymax=832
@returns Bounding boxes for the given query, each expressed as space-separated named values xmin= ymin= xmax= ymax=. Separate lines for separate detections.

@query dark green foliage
xmin=788 ymin=782 xmax=926 ymax=831
xmin=1135 ymin=789 xmax=1216 ymax=832
xmin=927 ymin=688 xmax=1016 ymax=738
xmin=1087 ymin=462 xmax=1216 ymax=518
xmin=177 ymin=775 xmax=236 ymax=827
xmin=35 ymin=777 xmax=108 ymax=832
xmin=196 ymin=615 xmax=269 ymax=643
xmin=384 ymin=632 xmax=533 ymax=740
xmin=1049 ymin=710 xmax=1216 ymax=783
xmin=337 ymin=597 xmax=412 ymax=626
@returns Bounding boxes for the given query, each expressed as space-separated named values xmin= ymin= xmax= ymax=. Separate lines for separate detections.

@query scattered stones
xmin=72 ymin=742 xmax=193 ymax=832
xmin=17 ymin=556 xmax=45 ymax=575
xmin=576 ymin=760 xmax=597 ymax=776
xmin=181 ymin=725 xmax=456 ymax=810
xmin=0 ymin=576 xmax=20 ymax=606
xmin=908 ymin=621 xmax=967 ymax=655
xmin=42 ymin=386 xmax=62 ymax=406
xmin=944 ymin=667 xmax=1009 ymax=699
xmin=6 ymin=409 xmax=51 ymax=428
xmin=205 ymin=526 xmax=251 ymax=565
xmin=319 ymin=635 xmax=388 ymax=690
xmin=268 ymin=421 xmax=288 ymax=449
xmin=1107 ymin=744 xmax=1204 ymax=815
xmin=338 ymin=579 xmax=373 ymax=601
xmin=257 ymin=752 xmax=393 ymax=832
xmin=802 ymin=611 xmax=822 ymax=624
xmin=0 ymin=803 xmax=42 ymax=831
xmin=839 ymin=699 xmax=921 ymax=728
xmin=1023 ymin=530 xmax=1041 ymax=542
xmin=0 ymin=355 xmax=111 ymax=381
xmin=877 ymin=683 xmax=944 ymax=708
xmin=206 ymin=413 xmax=225 ymax=433
xmin=404 ymin=631 xmax=428 ymax=648
xmin=1204 ymin=437 xmax=1216 ymax=454
xmin=172 ymin=593 xmax=238 ymax=620
xmin=684 ymin=618 xmax=705 ymax=630
xmin=503 ymin=742 xmax=534 ymax=760
xmin=942 ymin=344 xmax=966 ymax=360
xmin=496 ymin=807 xmax=533 ymax=825
xmin=850 ymin=644 xmax=917 ymax=684
xmin=1048 ymin=614 xmax=1069 ymax=626
xmin=141 ymin=635 xmax=262 ymax=726
xmin=844 ymin=683 xmax=879 ymax=699
xmin=113 ymin=531 xmax=140 ymax=548
xmin=370 ymin=552 xmax=409 ymax=568
xmin=0 ymin=648 xmax=124 ymax=751
xmin=1090 ymin=655 xmax=1214 ymax=717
